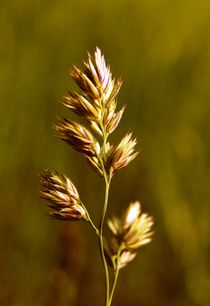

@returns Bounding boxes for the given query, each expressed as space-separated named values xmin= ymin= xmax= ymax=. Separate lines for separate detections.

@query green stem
xmin=97 ymin=126 xmax=111 ymax=306
xmin=88 ymin=214 xmax=99 ymax=234
xmin=98 ymin=117 xmax=112 ymax=306
xmin=81 ymin=203 xmax=99 ymax=234
xmin=108 ymin=249 xmax=121 ymax=306
xmin=99 ymin=177 xmax=110 ymax=306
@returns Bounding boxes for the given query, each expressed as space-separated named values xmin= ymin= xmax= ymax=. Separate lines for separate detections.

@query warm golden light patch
xmin=126 ymin=201 xmax=141 ymax=224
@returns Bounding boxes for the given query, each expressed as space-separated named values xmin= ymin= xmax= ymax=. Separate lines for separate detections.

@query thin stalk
xmin=81 ymin=202 xmax=99 ymax=234
xmin=98 ymin=125 xmax=111 ymax=306
xmin=99 ymin=177 xmax=110 ymax=306
xmin=89 ymin=217 xmax=99 ymax=235
xmin=87 ymin=214 xmax=99 ymax=234
xmin=108 ymin=249 xmax=121 ymax=306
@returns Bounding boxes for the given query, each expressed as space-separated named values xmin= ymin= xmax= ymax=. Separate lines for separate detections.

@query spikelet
xmin=106 ymin=106 xmax=125 ymax=134
xmin=104 ymin=238 xmax=136 ymax=270
xmin=83 ymin=47 xmax=122 ymax=104
xmin=86 ymin=155 xmax=104 ymax=177
xmin=55 ymin=118 xmax=100 ymax=157
xmin=71 ymin=66 xmax=101 ymax=100
xmin=117 ymin=251 xmax=137 ymax=269
xmin=63 ymin=92 xmax=99 ymax=121
xmin=40 ymin=170 xmax=88 ymax=221
xmin=107 ymin=201 xmax=154 ymax=251
xmin=105 ymin=133 xmax=138 ymax=176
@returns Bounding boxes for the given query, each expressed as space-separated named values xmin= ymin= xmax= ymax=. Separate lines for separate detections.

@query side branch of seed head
xmin=40 ymin=170 xmax=88 ymax=221
xmin=105 ymin=201 xmax=154 ymax=269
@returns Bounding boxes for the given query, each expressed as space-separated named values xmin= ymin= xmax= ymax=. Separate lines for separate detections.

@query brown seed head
xmin=107 ymin=201 xmax=154 ymax=251
xmin=55 ymin=118 xmax=100 ymax=156
xmin=40 ymin=170 xmax=88 ymax=221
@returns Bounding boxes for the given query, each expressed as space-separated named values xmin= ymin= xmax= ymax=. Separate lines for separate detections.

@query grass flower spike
xmin=40 ymin=47 xmax=154 ymax=306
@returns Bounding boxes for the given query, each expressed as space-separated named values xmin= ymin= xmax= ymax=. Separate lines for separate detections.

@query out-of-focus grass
xmin=0 ymin=0 xmax=210 ymax=305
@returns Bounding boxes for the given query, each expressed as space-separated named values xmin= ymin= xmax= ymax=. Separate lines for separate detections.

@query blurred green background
xmin=1 ymin=0 xmax=210 ymax=305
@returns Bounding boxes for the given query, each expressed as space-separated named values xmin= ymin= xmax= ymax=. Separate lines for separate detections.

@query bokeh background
xmin=1 ymin=0 xmax=210 ymax=305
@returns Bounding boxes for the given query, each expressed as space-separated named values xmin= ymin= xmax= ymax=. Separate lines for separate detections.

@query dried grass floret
xmin=108 ymin=201 xmax=154 ymax=251
xmin=40 ymin=170 xmax=88 ymax=221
